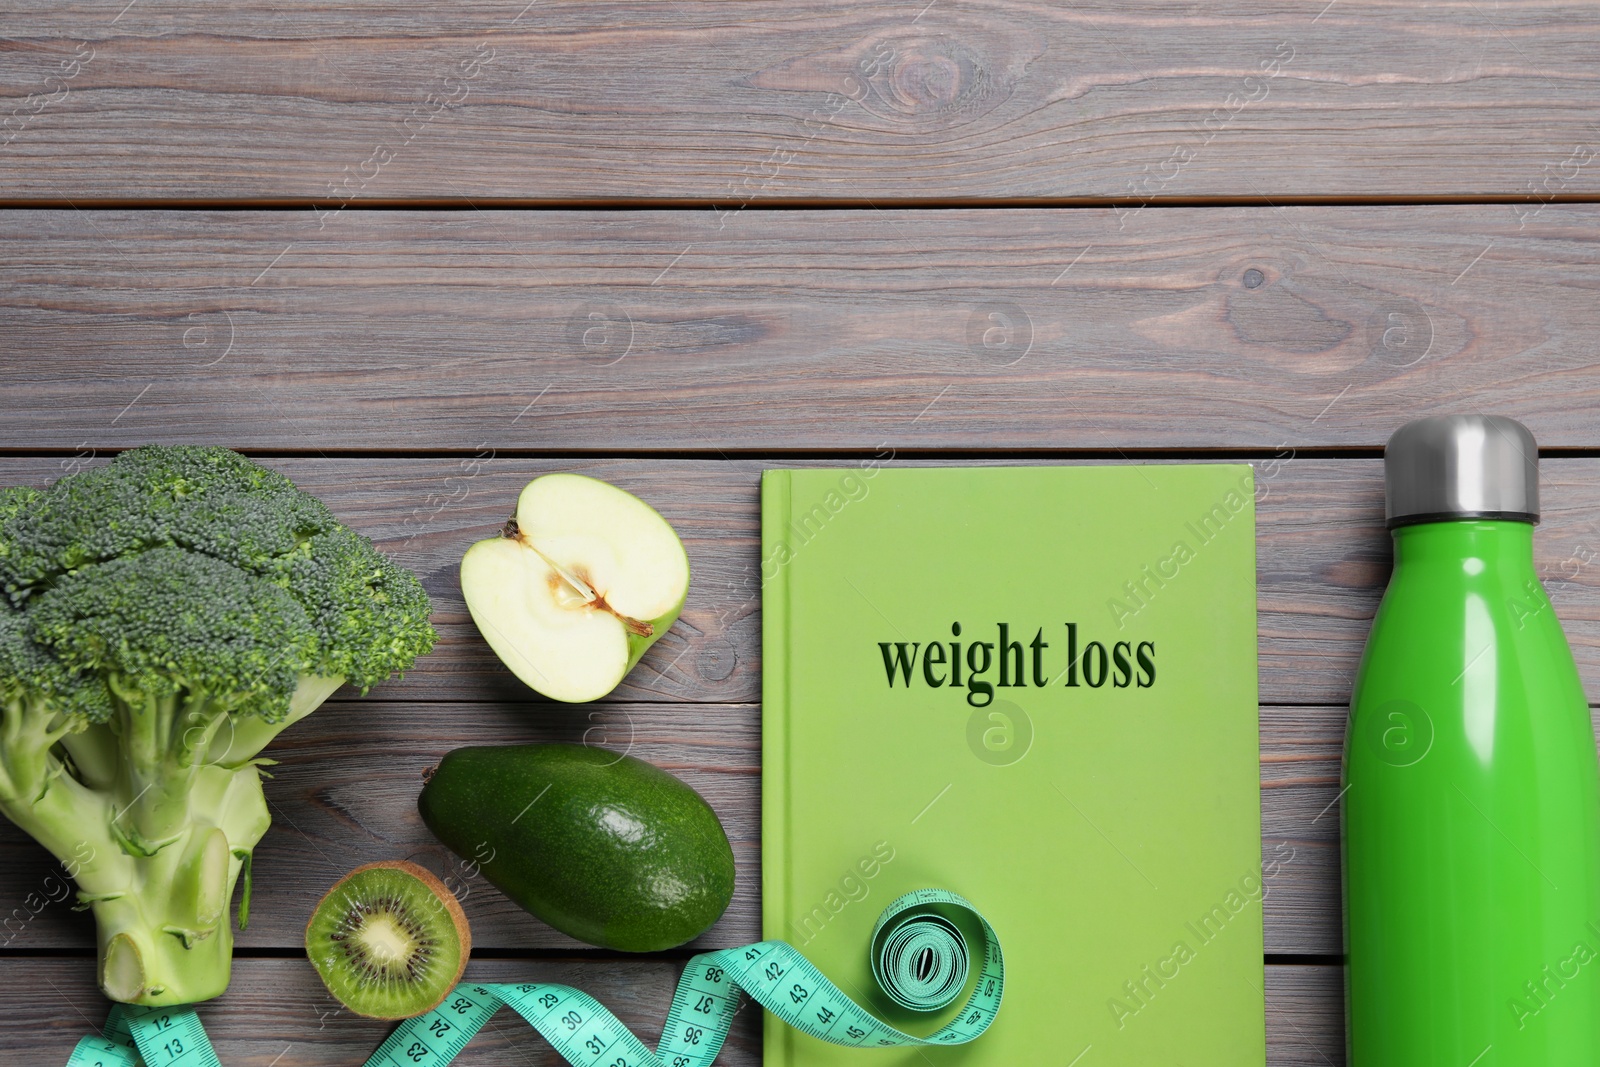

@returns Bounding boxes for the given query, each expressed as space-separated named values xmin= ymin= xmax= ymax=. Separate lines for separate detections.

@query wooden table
xmin=3 ymin=3 xmax=1599 ymax=1062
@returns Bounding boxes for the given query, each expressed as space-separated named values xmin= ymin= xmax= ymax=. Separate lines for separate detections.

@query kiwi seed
xmin=305 ymin=860 xmax=471 ymax=1020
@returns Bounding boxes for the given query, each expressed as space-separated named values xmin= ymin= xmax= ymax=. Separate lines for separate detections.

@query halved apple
xmin=460 ymin=474 xmax=690 ymax=702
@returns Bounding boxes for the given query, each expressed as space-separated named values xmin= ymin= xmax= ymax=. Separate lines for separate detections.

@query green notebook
xmin=761 ymin=464 xmax=1263 ymax=1066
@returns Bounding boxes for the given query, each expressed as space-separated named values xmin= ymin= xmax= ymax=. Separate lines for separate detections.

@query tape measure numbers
xmin=66 ymin=888 xmax=1003 ymax=1067
xmin=68 ymin=1003 xmax=222 ymax=1067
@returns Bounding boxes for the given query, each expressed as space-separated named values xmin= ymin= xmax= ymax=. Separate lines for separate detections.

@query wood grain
xmin=3 ymin=0 xmax=1573 ymax=1052
xmin=0 ymin=702 xmax=763 ymax=956
xmin=0 ymin=453 xmax=1595 ymax=959
xmin=4 ymin=957 xmax=1340 ymax=1065
xmin=2 ymin=455 xmax=1598 ymax=711
xmin=1265 ymin=965 xmax=1344 ymax=1067
xmin=6 ymin=957 xmax=765 ymax=1067
xmin=1 ymin=2 xmax=1597 ymax=205
xmin=0 ymin=698 xmax=1590 ymax=958
xmin=5 ymin=207 xmax=1600 ymax=449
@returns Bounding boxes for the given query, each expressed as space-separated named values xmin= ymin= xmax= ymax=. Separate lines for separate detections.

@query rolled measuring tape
xmin=66 ymin=888 xmax=1002 ymax=1067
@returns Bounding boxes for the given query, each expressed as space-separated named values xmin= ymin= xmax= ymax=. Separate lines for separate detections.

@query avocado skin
xmin=418 ymin=743 xmax=735 ymax=952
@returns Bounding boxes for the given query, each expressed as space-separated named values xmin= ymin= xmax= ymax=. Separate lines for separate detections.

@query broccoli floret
xmin=0 ymin=599 xmax=112 ymax=724
xmin=0 ymin=446 xmax=436 ymax=1006
xmin=0 ymin=484 xmax=40 ymax=524
xmin=275 ymin=527 xmax=438 ymax=691
xmin=0 ymin=444 xmax=337 ymax=597
xmin=31 ymin=547 xmax=318 ymax=724
xmin=0 ymin=596 xmax=112 ymax=811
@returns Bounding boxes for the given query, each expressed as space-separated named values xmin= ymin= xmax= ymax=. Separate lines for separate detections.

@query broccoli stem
xmin=0 ymin=701 xmax=129 ymax=907
xmin=95 ymin=824 xmax=239 ymax=1005
xmin=207 ymin=674 xmax=344 ymax=767
xmin=0 ymin=695 xmax=82 ymax=805
xmin=104 ymin=684 xmax=239 ymax=855
xmin=0 ymin=753 xmax=274 ymax=1004
xmin=99 ymin=893 xmax=236 ymax=1007
xmin=0 ymin=677 xmax=339 ymax=1006
xmin=58 ymin=722 xmax=120 ymax=791
xmin=93 ymin=760 xmax=275 ymax=1005
xmin=0 ymin=768 xmax=130 ymax=900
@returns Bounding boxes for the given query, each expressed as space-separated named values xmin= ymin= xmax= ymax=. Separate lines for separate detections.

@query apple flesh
xmin=461 ymin=474 xmax=690 ymax=703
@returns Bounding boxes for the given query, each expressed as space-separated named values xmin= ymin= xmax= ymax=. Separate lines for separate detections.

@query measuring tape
xmin=66 ymin=888 xmax=1002 ymax=1067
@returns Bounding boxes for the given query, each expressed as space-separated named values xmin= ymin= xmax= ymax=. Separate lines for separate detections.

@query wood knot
xmin=740 ymin=29 xmax=1017 ymax=131
xmin=852 ymin=34 xmax=994 ymax=123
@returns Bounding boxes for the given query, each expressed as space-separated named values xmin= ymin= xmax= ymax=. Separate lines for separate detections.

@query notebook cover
xmin=761 ymin=464 xmax=1262 ymax=1066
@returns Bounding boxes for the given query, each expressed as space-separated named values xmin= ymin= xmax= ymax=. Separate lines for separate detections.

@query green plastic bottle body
xmin=1345 ymin=520 xmax=1600 ymax=1064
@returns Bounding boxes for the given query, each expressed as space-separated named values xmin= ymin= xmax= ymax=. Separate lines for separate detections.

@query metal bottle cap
xmin=1384 ymin=415 xmax=1539 ymax=528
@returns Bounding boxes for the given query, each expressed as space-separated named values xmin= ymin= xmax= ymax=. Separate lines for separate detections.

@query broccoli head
xmin=31 ymin=547 xmax=318 ymax=723
xmin=0 ymin=445 xmax=436 ymax=1005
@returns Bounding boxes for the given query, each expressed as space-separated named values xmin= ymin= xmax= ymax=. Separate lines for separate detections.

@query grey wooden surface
xmin=6 ymin=2 xmax=1600 ymax=1062
xmin=1 ymin=2 xmax=1598 ymax=202
xmin=2 ymin=455 xmax=1599 ymax=963
xmin=0 ymin=958 xmax=1346 ymax=1066
xmin=4 ymin=208 xmax=1600 ymax=449
xmin=0 ymin=456 xmax=1593 ymax=710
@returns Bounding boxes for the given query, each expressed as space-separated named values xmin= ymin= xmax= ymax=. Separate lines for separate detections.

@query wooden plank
xmin=0 ymin=456 xmax=1597 ymax=711
xmin=2 ymin=452 xmax=1597 ymax=956
xmin=3 ymin=957 xmax=1339 ymax=1065
xmin=5 ymin=207 xmax=1600 ymax=449
xmin=0 ymin=698 xmax=1589 ymax=958
xmin=0 ymin=702 xmax=763 ymax=956
xmin=5 ymin=957 xmax=764 ymax=1066
xmin=1 ymin=1 xmax=1597 ymax=205
xmin=1259 ymin=705 xmax=1343 ymax=958
xmin=1266 ymin=964 xmax=1345 ymax=1067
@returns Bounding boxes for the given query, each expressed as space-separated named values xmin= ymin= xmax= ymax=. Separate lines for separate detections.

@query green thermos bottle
xmin=1345 ymin=415 xmax=1600 ymax=1063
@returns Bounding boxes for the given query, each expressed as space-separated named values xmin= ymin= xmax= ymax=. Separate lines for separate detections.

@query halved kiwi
xmin=305 ymin=860 xmax=471 ymax=1019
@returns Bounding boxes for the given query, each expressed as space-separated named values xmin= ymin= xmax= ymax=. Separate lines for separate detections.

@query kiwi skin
xmin=305 ymin=860 xmax=472 ymax=1020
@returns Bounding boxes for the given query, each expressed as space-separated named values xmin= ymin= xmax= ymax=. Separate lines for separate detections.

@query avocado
xmin=418 ymin=743 xmax=735 ymax=952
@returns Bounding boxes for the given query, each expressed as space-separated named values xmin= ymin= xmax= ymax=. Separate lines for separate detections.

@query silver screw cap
xmin=1384 ymin=415 xmax=1539 ymax=528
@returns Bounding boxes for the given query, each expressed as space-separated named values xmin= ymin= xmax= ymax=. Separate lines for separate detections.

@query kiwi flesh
xmin=305 ymin=860 xmax=471 ymax=1019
